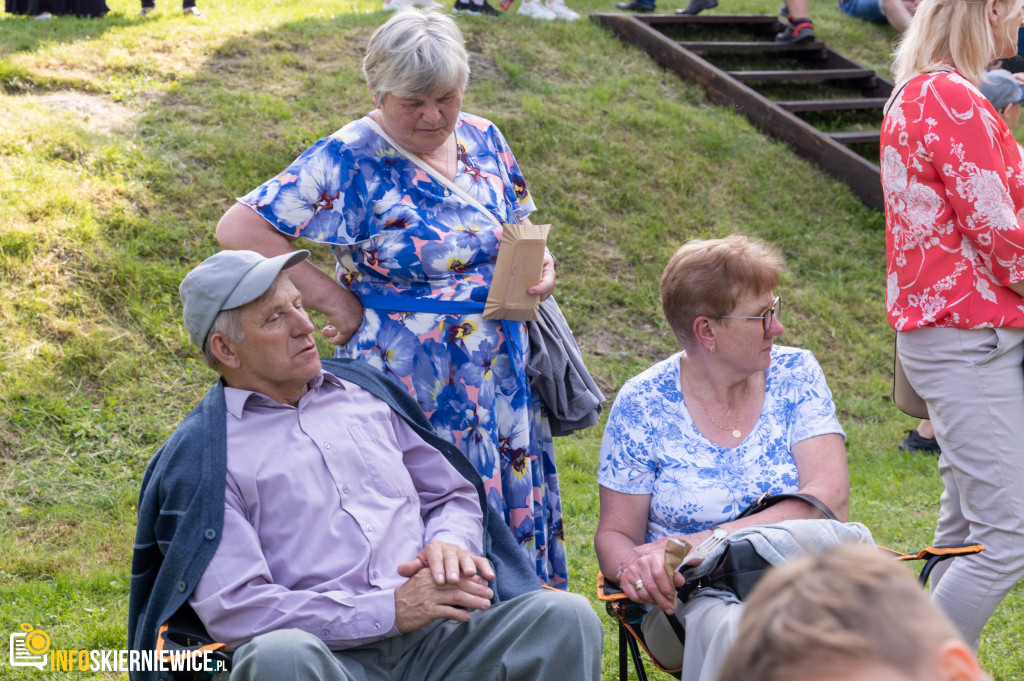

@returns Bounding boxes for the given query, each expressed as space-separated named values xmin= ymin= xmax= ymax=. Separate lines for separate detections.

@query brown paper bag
xmin=483 ymin=222 xmax=551 ymax=322
xmin=664 ymin=537 xmax=692 ymax=581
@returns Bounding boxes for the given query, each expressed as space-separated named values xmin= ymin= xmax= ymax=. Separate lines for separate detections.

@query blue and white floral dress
xmin=238 ymin=112 xmax=566 ymax=588
xmin=598 ymin=346 xmax=844 ymax=543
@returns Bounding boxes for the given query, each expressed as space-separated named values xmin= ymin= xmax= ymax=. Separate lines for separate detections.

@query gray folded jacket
xmin=683 ymin=519 xmax=876 ymax=604
xmin=526 ymin=296 xmax=605 ymax=436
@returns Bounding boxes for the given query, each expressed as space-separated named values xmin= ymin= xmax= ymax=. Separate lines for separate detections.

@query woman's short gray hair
xmin=362 ymin=8 xmax=470 ymax=100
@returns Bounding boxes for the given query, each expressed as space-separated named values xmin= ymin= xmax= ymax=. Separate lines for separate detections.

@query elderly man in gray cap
xmin=127 ymin=250 xmax=602 ymax=681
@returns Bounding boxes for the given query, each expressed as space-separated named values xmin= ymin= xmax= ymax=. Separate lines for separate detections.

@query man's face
xmin=223 ymin=276 xmax=321 ymax=405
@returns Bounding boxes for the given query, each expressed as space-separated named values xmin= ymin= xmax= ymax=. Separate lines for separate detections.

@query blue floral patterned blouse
xmin=598 ymin=346 xmax=845 ymax=544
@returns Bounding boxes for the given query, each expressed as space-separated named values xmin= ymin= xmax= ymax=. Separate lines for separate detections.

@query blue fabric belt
xmin=356 ymin=294 xmax=485 ymax=315
xmin=356 ymin=293 xmax=531 ymax=403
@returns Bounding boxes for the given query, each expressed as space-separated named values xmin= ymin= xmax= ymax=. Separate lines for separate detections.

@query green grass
xmin=1 ymin=0 xmax=1022 ymax=679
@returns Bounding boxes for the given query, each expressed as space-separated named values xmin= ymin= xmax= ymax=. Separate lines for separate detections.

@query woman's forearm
xmin=216 ymin=203 xmax=364 ymax=343
xmin=594 ymin=528 xmax=636 ymax=579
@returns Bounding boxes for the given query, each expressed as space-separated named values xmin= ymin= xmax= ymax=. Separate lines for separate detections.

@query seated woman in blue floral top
xmin=594 ymin=234 xmax=850 ymax=681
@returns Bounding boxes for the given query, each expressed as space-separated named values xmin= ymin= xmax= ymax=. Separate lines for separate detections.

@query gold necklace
xmin=680 ymin=360 xmax=749 ymax=439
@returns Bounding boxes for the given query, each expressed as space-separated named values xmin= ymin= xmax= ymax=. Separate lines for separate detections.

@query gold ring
xmin=634 ymin=579 xmax=645 ymax=591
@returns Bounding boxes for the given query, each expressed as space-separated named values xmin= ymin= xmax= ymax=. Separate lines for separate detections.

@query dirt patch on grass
xmin=469 ymin=51 xmax=507 ymax=85
xmin=31 ymin=91 xmax=139 ymax=135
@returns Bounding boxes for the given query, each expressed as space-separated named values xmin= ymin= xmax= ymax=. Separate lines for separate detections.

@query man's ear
xmin=933 ymin=639 xmax=989 ymax=681
xmin=209 ymin=332 xmax=241 ymax=369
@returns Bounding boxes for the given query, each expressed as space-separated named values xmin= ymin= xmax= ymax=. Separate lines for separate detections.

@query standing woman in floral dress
xmin=214 ymin=9 xmax=569 ymax=588
xmin=882 ymin=0 xmax=1024 ymax=648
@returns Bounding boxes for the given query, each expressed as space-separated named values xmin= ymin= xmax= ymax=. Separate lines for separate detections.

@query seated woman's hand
xmin=616 ymin=537 xmax=688 ymax=613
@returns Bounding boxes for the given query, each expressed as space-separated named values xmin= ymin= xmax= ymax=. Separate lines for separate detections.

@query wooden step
xmin=678 ymin=40 xmax=826 ymax=53
xmin=644 ymin=13 xmax=781 ymax=24
xmin=727 ymin=67 xmax=876 ymax=83
xmin=592 ymin=12 xmax=894 ymax=211
xmin=777 ymin=97 xmax=888 ymax=112
xmin=827 ymin=130 xmax=881 ymax=145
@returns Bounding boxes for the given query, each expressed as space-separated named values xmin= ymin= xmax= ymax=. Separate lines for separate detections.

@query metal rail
xmin=592 ymin=13 xmax=892 ymax=211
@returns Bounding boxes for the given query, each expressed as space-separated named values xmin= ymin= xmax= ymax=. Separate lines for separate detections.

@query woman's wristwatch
xmin=690 ymin=526 xmax=728 ymax=561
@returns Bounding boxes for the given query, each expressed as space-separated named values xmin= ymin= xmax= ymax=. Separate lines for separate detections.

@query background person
xmin=451 ymin=0 xmax=502 ymax=15
xmin=138 ymin=0 xmax=202 ymax=16
xmin=882 ymin=0 xmax=1024 ymax=649
xmin=838 ymin=0 xmax=919 ymax=33
xmin=517 ymin=0 xmax=580 ymax=20
xmin=979 ymin=67 xmax=1024 ymax=132
xmin=5 ymin=0 xmax=106 ymax=18
xmin=717 ymin=544 xmax=992 ymax=681
xmin=215 ymin=9 xmax=571 ymax=588
xmin=899 ymin=418 xmax=940 ymax=454
xmin=382 ymin=0 xmax=443 ymax=12
xmin=671 ymin=0 xmax=816 ymax=43
xmin=594 ymin=234 xmax=849 ymax=681
xmin=128 ymin=249 xmax=603 ymax=681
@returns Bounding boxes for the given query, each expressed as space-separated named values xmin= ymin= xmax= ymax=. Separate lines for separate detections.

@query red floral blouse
xmin=880 ymin=68 xmax=1024 ymax=330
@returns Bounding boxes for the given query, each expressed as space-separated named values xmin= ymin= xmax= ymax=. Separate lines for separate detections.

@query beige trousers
xmin=640 ymin=594 xmax=743 ymax=681
xmin=897 ymin=326 xmax=1024 ymax=649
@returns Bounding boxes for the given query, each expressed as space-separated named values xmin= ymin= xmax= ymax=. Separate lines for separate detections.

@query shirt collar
xmin=223 ymin=370 xmax=345 ymax=418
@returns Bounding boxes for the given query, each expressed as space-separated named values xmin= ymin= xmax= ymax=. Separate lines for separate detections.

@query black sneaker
xmin=898 ymin=429 xmax=941 ymax=454
xmin=675 ymin=0 xmax=716 ymax=14
xmin=453 ymin=0 xmax=501 ymax=13
xmin=775 ymin=19 xmax=814 ymax=43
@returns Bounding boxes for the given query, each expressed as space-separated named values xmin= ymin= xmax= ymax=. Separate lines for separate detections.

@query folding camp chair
xmin=156 ymin=606 xmax=233 ymax=681
xmin=596 ymin=542 xmax=985 ymax=681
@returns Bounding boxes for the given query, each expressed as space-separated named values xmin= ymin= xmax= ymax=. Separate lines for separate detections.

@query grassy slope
xmin=0 ymin=0 xmax=1021 ymax=678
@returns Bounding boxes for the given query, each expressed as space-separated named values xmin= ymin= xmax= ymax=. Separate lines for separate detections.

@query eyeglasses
xmin=709 ymin=296 xmax=781 ymax=334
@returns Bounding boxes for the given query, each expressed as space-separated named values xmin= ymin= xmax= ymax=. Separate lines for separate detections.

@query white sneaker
xmin=544 ymin=0 xmax=579 ymax=19
xmin=382 ymin=0 xmax=412 ymax=10
xmin=518 ymin=0 xmax=557 ymax=18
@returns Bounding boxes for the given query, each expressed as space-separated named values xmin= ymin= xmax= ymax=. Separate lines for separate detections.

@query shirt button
xmin=373 ymin=622 xmax=382 ymax=631
xmin=324 ymin=442 xmax=332 ymax=449
xmin=366 ymin=524 xmax=373 ymax=532
xmin=342 ymin=486 xmax=350 ymax=494
xmin=177 ymin=581 xmax=187 ymax=592
xmin=372 ymin=570 xmax=380 ymax=579
xmin=321 ymin=629 xmax=330 ymax=637
xmin=204 ymin=529 xmax=217 ymax=540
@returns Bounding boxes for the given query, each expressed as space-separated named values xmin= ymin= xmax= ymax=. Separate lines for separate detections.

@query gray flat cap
xmin=180 ymin=249 xmax=310 ymax=349
xmin=980 ymin=69 xmax=1024 ymax=111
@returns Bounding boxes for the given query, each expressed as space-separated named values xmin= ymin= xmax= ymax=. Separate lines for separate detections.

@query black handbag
xmin=659 ymin=492 xmax=838 ymax=647
xmin=676 ymin=492 xmax=838 ymax=602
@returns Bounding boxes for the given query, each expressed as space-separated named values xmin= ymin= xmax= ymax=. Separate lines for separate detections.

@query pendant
xmin=731 ymin=429 xmax=742 ymax=439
